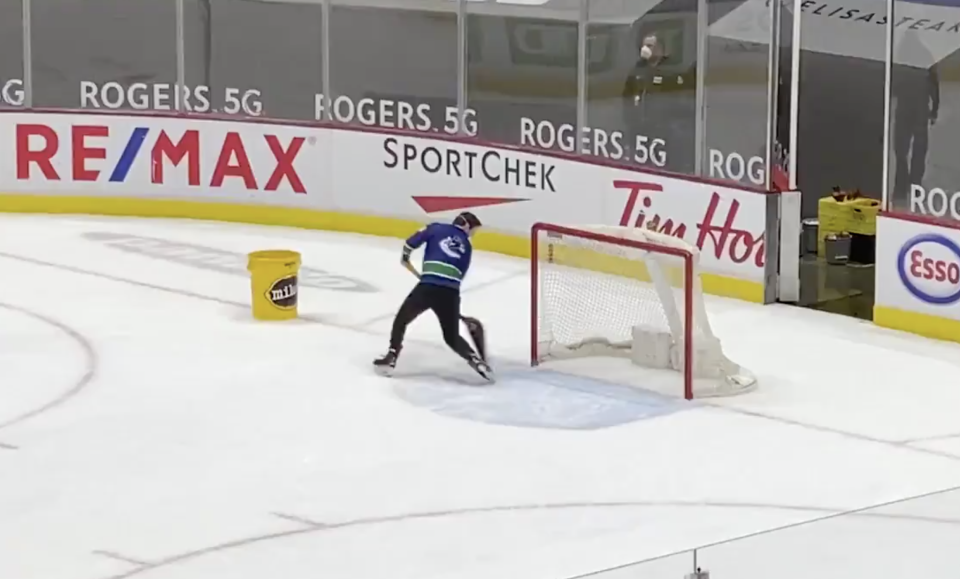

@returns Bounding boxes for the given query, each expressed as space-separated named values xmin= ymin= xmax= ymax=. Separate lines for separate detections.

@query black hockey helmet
xmin=453 ymin=211 xmax=482 ymax=231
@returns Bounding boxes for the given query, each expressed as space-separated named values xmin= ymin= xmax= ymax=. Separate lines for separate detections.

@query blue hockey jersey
xmin=404 ymin=222 xmax=473 ymax=289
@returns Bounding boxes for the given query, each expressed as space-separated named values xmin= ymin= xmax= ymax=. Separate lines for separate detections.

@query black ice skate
xmin=468 ymin=355 xmax=495 ymax=383
xmin=373 ymin=348 xmax=399 ymax=376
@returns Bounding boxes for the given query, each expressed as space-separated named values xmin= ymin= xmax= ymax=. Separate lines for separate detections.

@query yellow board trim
xmin=0 ymin=193 xmax=763 ymax=302
xmin=874 ymin=305 xmax=960 ymax=345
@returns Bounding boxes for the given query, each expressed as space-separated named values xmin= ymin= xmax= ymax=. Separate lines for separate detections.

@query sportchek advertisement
xmin=330 ymin=130 xmax=769 ymax=282
xmin=0 ymin=112 xmax=770 ymax=285
xmin=876 ymin=214 xmax=960 ymax=322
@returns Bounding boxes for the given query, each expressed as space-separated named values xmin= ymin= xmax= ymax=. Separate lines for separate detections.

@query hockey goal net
xmin=531 ymin=222 xmax=756 ymax=399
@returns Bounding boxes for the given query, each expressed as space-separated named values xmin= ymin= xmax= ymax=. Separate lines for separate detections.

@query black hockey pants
xmin=390 ymin=282 xmax=475 ymax=361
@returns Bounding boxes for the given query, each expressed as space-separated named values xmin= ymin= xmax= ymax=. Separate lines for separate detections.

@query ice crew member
xmin=373 ymin=211 xmax=493 ymax=382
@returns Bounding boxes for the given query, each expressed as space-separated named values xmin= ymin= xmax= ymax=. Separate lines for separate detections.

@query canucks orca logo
xmin=439 ymin=236 xmax=466 ymax=259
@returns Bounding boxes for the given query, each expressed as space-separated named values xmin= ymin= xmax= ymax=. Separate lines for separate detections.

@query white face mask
xmin=640 ymin=45 xmax=653 ymax=60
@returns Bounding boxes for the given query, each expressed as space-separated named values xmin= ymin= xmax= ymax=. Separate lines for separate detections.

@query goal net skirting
xmin=530 ymin=222 xmax=756 ymax=400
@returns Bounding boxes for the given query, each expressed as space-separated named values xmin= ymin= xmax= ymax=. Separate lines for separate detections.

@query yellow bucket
xmin=247 ymin=250 xmax=301 ymax=321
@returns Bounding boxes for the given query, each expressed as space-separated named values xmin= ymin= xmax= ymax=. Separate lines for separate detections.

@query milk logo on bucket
xmin=897 ymin=233 xmax=960 ymax=305
xmin=268 ymin=275 xmax=298 ymax=309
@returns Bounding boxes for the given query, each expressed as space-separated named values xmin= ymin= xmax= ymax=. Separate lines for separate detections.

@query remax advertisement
xmin=5 ymin=115 xmax=321 ymax=202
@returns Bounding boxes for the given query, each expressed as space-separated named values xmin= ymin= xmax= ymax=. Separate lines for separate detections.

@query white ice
xmin=1 ymin=214 xmax=960 ymax=579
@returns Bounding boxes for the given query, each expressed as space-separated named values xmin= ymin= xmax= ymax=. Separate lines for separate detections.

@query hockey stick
xmin=402 ymin=260 xmax=487 ymax=360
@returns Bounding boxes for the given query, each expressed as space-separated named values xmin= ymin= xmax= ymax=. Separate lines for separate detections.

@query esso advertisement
xmin=877 ymin=214 xmax=960 ymax=323
xmin=897 ymin=233 xmax=960 ymax=305
xmin=10 ymin=116 xmax=316 ymax=196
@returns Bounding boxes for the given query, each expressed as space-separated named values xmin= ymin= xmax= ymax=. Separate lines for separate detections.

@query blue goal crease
xmin=391 ymin=367 xmax=692 ymax=430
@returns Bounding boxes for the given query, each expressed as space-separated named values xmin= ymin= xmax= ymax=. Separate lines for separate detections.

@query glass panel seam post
xmin=457 ymin=0 xmax=466 ymax=135
xmin=200 ymin=0 xmax=211 ymax=105
xmin=788 ymin=0 xmax=802 ymax=190
xmin=881 ymin=0 xmax=894 ymax=210
xmin=764 ymin=0 xmax=780 ymax=190
xmin=321 ymin=0 xmax=331 ymax=121
xmin=175 ymin=0 xmax=185 ymax=113
xmin=576 ymin=0 xmax=587 ymax=145
xmin=22 ymin=0 xmax=32 ymax=108
xmin=694 ymin=0 xmax=707 ymax=176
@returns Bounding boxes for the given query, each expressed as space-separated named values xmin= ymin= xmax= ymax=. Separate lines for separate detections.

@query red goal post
xmin=530 ymin=222 xmax=756 ymax=400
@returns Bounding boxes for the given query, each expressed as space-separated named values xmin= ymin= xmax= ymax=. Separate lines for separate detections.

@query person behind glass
xmin=621 ymin=34 xmax=690 ymax=172
xmin=892 ymin=31 xmax=940 ymax=204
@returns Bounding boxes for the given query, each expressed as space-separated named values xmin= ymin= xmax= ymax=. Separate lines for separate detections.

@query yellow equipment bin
xmin=817 ymin=196 xmax=879 ymax=256
xmin=247 ymin=250 xmax=301 ymax=321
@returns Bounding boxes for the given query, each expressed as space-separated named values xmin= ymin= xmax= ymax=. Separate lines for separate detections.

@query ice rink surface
xmin=2 ymin=214 xmax=960 ymax=579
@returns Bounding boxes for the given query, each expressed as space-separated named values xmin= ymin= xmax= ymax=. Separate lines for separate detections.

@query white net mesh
xmin=533 ymin=223 xmax=756 ymax=398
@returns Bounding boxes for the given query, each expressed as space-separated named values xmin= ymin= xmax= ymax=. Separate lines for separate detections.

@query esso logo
xmin=897 ymin=234 xmax=960 ymax=305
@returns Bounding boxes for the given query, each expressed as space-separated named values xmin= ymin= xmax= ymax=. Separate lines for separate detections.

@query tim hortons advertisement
xmin=0 ymin=113 xmax=323 ymax=204
xmin=328 ymin=128 xmax=770 ymax=282
xmin=876 ymin=214 xmax=960 ymax=322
